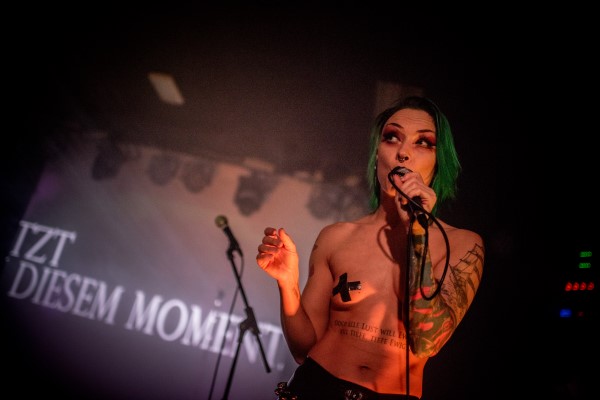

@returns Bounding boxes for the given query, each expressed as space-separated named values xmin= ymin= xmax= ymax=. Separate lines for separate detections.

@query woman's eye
xmin=416 ymin=138 xmax=436 ymax=149
xmin=382 ymin=133 xmax=398 ymax=143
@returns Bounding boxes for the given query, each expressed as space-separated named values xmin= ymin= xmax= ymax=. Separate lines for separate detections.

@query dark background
xmin=3 ymin=5 xmax=595 ymax=399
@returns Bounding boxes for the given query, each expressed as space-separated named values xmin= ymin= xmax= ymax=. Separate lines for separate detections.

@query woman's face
xmin=376 ymin=108 xmax=437 ymax=197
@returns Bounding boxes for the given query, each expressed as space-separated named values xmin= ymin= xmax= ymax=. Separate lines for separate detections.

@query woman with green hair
xmin=366 ymin=96 xmax=461 ymax=216
xmin=257 ymin=96 xmax=485 ymax=399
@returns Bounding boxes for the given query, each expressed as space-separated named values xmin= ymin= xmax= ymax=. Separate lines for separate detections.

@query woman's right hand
xmin=256 ymin=227 xmax=299 ymax=285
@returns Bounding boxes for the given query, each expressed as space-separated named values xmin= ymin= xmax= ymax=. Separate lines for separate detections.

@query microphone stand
xmin=221 ymin=247 xmax=271 ymax=400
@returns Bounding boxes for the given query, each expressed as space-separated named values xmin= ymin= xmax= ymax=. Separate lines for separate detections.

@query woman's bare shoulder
xmin=434 ymin=219 xmax=484 ymax=254
xmin=317 ymin=220 xmax=358 ymax=240
xmin=318 ymin=214 xmax=376 ymax=237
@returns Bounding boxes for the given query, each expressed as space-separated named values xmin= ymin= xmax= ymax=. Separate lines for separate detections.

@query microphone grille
xmin=396 ymin=167 xmax=412 ymax=176
xmin=390 ymin=166 xmax=412 ymax=177
xmin=215 ymin=215 xmax=228 ymax=228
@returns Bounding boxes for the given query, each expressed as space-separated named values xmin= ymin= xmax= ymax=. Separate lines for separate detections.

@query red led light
xmin=564 ymin=281 xmax=596 ymax=291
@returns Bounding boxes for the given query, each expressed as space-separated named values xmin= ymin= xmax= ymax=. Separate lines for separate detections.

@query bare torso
xmin=307 ymin=214 xmax=457 ymax=397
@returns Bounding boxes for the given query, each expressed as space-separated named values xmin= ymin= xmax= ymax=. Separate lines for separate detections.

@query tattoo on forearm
xmin=409 ymin=241 xmax=484 ymax=356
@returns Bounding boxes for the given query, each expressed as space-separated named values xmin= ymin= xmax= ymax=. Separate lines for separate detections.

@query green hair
xmin=366 ymin=96 xmax=461 ymax=216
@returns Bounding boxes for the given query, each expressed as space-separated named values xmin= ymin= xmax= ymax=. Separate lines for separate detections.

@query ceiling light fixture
xmin=148 ymin=71 xmax=185 ymax=106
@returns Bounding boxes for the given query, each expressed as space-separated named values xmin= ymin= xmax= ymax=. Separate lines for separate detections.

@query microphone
xmin=388 ymin=167 xmax=425 ymax=215
xmin=215 ymin=215 xmax=243 ymax=255
xmin=389 ymin=166 xmax=412 ymax=178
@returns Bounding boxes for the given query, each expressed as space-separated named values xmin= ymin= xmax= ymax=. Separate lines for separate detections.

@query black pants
xmin=275 ymin=357 xmax=420 ymax=400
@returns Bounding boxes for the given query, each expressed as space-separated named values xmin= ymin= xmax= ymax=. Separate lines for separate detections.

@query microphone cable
xmin=387 ymin=170 xmax=451 ymax=399
xmin=387 ymin=170 xmax=450 ymax=298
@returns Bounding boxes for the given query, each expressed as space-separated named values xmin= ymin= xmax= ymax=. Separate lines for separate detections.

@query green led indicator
xmin=579 ymin=250 xmax=592 ymax=258
xmin=578 ymin=262 xmax=591 ymax=269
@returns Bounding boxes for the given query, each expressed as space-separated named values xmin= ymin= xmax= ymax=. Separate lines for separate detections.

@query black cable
xmin=388 ymin=171 xmax=451 ymax=398
xmin=207 ymin=254 xmax=244 ymax=400
xmin=387 ymin=172 xmax=450 ymax=296
xmin=405 ymin=218 xmax=413 ymax=398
